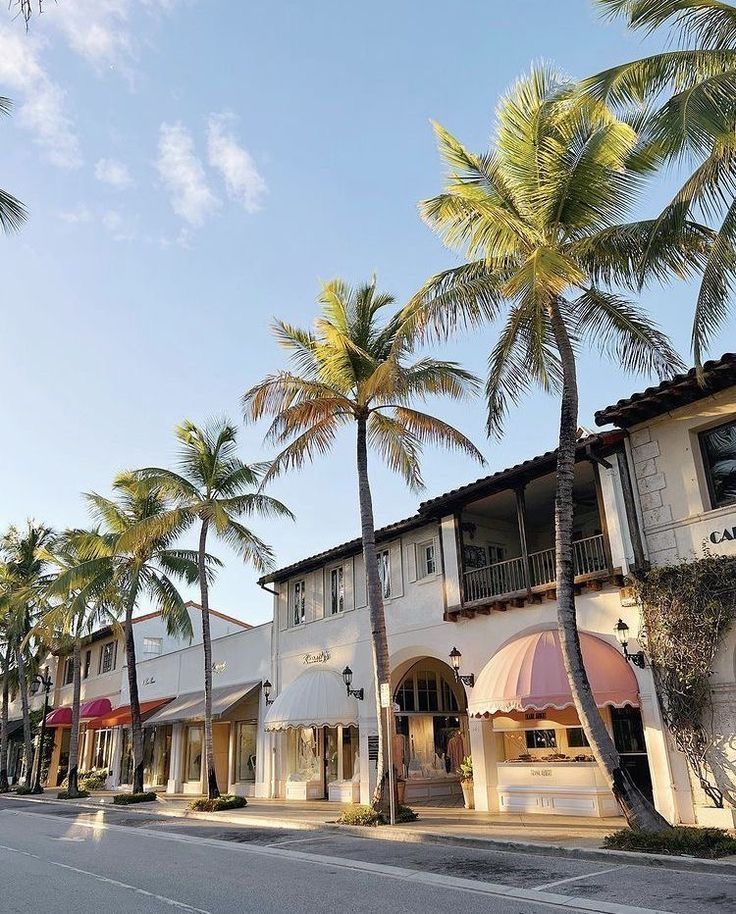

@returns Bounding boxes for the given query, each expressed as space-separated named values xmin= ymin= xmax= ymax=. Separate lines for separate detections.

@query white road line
xmin=535 ymin=865 xmax=628 ymax=890
xmin=0 ymin=841 xmax=214 ymax=914
xmin=268 ymin=834 xmax=334 ymax=847
xmin=5 ymin=810 xmax=676 ymax=914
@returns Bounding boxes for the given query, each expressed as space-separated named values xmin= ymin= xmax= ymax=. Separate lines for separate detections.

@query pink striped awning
xmin=44 ymin=707 xmax=72 ymax=727
xmin=468 ymin=628 xmax=640 ymax=717
xmin=80 ymin=698 xmax=113 ymax=719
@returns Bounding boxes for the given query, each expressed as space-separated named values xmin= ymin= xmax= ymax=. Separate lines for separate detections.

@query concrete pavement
xmin=0 ymin=796 xmax=734 ymax=913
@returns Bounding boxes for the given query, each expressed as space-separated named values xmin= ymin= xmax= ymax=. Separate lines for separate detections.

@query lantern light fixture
xmin=342 ymin=666 xmax=364 ymax=701
xmin=614 ymin=619 xmax=646 ymax=669
xmin=449 ymin=647 xmax=475 ymax=687
xmin=262 ymin=679 xmax=275 ymax=706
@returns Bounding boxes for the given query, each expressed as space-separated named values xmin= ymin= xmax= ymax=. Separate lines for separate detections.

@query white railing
xmin=463 ymin=534 xmax=608 ymax=603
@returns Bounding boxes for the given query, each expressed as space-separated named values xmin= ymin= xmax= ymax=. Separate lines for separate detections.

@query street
xmin=0 ymin=797 xmax=733 ymax=914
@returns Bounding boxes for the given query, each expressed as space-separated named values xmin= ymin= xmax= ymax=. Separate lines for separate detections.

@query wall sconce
xmin=342 ymin=666 xmax=364 ymax=701
xmin=614 ymin=619 xmax=646 ymax=669
xmin=262 ymin=679 xmax=275 ymax=706
xmin=449 ymin=647 xmax=475 ymax=687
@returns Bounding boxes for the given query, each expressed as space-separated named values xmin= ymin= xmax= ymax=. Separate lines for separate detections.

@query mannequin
xmin=447 ymin=730 xmax=465 ymax=773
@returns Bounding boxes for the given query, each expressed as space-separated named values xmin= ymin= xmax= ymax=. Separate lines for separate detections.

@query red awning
xmin=45 ymin=707 xmax=72 ymax=727
xmin=86 ymin=698 xmax=174 ymax=730
xmin=79 ymin=698 xmax=113 ymax=719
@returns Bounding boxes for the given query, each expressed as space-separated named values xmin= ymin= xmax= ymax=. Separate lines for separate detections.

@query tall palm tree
xmin=127 ymin=419 xmax=293 ymax=798
xmin=587 ymin=0 xmax=736 ymax=365
xmin=1 ymin=98 xmax=27 ymax=234
xmin=52 ymin=477 xmax=201 ymax=794
xmin=38 ymin=532 xmax=118 ymax=798
xmin=0 ymin=570 xmax=15 ymax=792
xmin=243 ymin=278 xmax=485 ymax=807
xmin=0 ymin=522 xmax=55 ymax=789
xmin=406 ymin=66 xmax=712 ymax=829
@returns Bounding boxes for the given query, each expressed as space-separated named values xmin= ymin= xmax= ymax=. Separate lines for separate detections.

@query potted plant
xmin=458 ymin=756 xmax=474 ymax=810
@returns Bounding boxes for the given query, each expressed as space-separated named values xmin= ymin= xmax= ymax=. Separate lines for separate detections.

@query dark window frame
xmin=699 ymin=417 xmax=736 ymax=510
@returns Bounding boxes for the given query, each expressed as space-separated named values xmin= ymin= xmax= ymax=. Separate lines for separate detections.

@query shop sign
xmin=380 ymin=683 xmax=391 ymax=708
xmin=709 ymin=526 xmax=736 ymax=545
xmin=525 ymin=712 xmax=546 ymax=720
xmin=303 ymin=650 xmax=330 ymax=665
xmin=142 ymin=676 xmax=156 ymax=686
xmin=531 ymin=768 xmax=552 ymax=777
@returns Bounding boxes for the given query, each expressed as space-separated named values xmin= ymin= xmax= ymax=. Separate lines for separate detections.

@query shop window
xmin=287 ymin=727 xmax=319 ymax=781
xmin=235 ymin=722 xmax=257 ymax=782
xmin=144 ymin=725 xmax=172 ymax=786
xmin=143 ymin=637 xmax=163 ymax=658
xmin=341 ymin=726 xmax=358 ymax=780
xmin=93 ymin=728 xmax=114 ymax=770
xmin=329 ymin=566 xmax=344 ymax=615
xmin=325 ymin=727 xmax=339 ymax=784
xmin=99 ymin=641 xmax=117 ymax=674
xmin=395 ymin=678 xmax=416 ymax=712
xmin=611 ymin=707 xmax=646 ymax=754
xmin=292 ymin=580 xmax=306 ymax=626
xmin=700 ymin=418 xmax=736 ymax=509
xmin=525 ymin=729 xmax=557 ymax=749
xmin=378 ymin=549 xmax=391 ymax=599
xmin=63 ymin=657 xmax=74 ymax=685
xmin=417 ymin=540 xmax=437 ymax=578
xmin=567 ymin=727 xmax=590 ymax=748
xmin=186 ymin=726 xmax=203 ymax=782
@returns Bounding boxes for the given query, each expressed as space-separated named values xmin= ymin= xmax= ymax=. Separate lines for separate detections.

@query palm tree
xmin=0 ymin=522 xmax=55 ymax=789
xmin=38 ymin=532 xmax=118 ymax=798
xmin=52 ymin=477 xmax=201 ymax=794
xmin=243 ymin=278 xmax=485 ymax=807
xmin=0 ymin=571 xmax=15 ymax=792
xmin=406 ymin=66 xmax=712 ymax=828
xmin=587 ymin=0 xmax=736 ymax=365
xmin=1 ymin=98 xmax=27 ymax=234
xmin=128 ymin=419 xmax=293 ymax=799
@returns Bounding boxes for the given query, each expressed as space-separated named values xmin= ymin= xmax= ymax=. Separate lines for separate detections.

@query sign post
xmin=379 ymin=683 xmax=395 ymax=826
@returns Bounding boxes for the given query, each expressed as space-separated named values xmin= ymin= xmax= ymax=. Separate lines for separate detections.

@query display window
xmin=235 ymin=721 xmax=257 ymax=782
xmin=185 ymin=726 xmax=203 ymax=782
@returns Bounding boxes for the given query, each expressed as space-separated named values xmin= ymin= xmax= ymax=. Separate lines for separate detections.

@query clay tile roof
xmin=594 ymin=353 xmax=736 ymax=429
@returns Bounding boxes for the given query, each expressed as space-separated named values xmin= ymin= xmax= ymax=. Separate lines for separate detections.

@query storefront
xmin=265 ymin=668 xmax=360 ymax=802
xmin=468 ymin=628 xmax=650 ymax=817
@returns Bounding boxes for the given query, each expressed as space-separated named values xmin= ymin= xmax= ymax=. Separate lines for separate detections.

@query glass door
xmin=611 ymin=706 xmax=653 ymax=802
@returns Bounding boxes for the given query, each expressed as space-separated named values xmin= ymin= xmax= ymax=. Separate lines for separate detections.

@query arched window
xmin=394 ymin=663 xmax=462 ymax=714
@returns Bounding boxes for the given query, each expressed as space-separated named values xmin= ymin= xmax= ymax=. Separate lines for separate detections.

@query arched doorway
xmin=392 ymin=657 xmax=468 ymax=806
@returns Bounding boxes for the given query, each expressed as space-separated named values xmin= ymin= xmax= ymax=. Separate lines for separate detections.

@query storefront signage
xmin=303 ymin=650 xmax=330 ymax=665
xmin=525 ymin=712 xmax=546 ymax=720
xmin=142 ymin=676 xmax=156 ymax=686
xmin=380 ymin=683 xmax=391 ymax=708
xmin=531 ymin=768 xmax=552 ymax=777
xmin=709 ymin=526 xmax=736 ymax=545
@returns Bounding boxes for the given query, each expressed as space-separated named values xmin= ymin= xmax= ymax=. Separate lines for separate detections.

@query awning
xmin=80 ymin=698 xmax=113 ymax=719
xmin=86 ymin=698 xmax=174 ymax=730
xmin=45 ymin=707 xmax=72 ymax=727
xmin=145 ymin=682 xmax=260 ymax=725
xmin=265 ymin=669 xmax=358 ymax=731
xmin=468 ymin=628 xmax=639 ymax=717
xmin=4 ymin=718 xmax=24 ymax=740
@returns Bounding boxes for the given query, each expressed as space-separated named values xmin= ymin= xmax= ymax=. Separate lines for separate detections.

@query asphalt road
xmin=0 ymin=797 xmax=734 ymax=914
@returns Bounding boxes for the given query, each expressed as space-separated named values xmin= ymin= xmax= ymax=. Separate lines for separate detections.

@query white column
xmin=227 ymin=723 xmax=236 ymax=795
xmin=468 ymin=717 xmax=500 ymax=813
xmin=639 ymin=691 xmax=694 ymax=824
xmin=167 ymin=723 xmax=184 ymax=794
xmin=108 ymin=727 xmax=123 ymax=789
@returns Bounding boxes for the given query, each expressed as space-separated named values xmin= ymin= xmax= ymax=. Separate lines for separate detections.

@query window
xmin=417 ymin=540 xmax=437 ymax=578
xmin=416 ymin=671 xmax=439 ymax=712
xmin=330 ymin=566 xmax=344 ymax=615
xmin=99 ymin=641 xmax=116 ymax=675
xmin=143 ymin=637 xmax=163 ymax=658
xmin=92 ymin=728 xmax=114 ymax=770
xmin=292 ymin=580 xmax=306 ymax=626
xmin=235 ymin=722 xmax=257 ymax=782
xmin=378 ymin=549 xmax=391 ymax=599
xmin=567 ymin=727 xmax=590 ymax=748
xmin=83 ymin=650 xmax=91 ymax=680
xmin=700 ymin=419 xmax=736 ymax=509
xmin=185 ymin=726 xmax=203 ymax=781
xmin=63 ymin=657 xmax=74 ymax=686
xmin=525 ymin=729 xmax=557 ymax=749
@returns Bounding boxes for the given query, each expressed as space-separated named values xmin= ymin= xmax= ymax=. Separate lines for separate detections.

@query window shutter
xmin=406 ymin=541 xmax=417 ymax=583
xmin=344 ymin=558 xmax=354 ymax=611
xmin=278 ymin=585 xmax=289 ymax=630
xmin=390 ymin=540 xmax=404 ymax=598
xmin=354 ymin=554 xmax=367 ymax=608
xmin=312 ymin=571 xmax=324 ymax=622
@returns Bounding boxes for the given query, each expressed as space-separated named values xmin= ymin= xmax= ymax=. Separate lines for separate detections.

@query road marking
xmin=0 ymin=841 xmax=214 ymax=913
xmin=535 ymin=865 xmax=628 ymax=890
xmin=52 ymin=835 xmax=86 ymax=842
xmin=5 ymin=810 xmax=677 ymax=914
xmin=268 ymin=834 xmax=335 ymax=847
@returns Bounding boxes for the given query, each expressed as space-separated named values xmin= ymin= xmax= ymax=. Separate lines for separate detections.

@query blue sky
xmin=1 ymin=1 xmax=733 ymax=625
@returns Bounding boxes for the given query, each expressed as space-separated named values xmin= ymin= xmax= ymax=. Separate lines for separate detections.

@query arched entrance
xmin=392 ymin=656 xmax=468 ymax=805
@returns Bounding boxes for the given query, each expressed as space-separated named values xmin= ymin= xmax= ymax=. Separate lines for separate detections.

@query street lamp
xmin=262 ymin=679 xmax=274 ymax=706
xmin=449 ymin=647 xmax=475 ymax=687
xmin=614 ymin=619 xmax=646 ymax=669
xmin=29 ymin=672 xmax=53 ymax=794
xmin=341 ymin=666 xmax=364 ymax=701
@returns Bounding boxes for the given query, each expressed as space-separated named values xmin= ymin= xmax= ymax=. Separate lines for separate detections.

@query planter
xmin=461 ymin=778 xmax=475 ymax=810
xmin=397 ymin=779 xmax=406 ymax=805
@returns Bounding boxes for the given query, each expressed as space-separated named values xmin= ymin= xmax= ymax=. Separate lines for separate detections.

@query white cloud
xmin=156 ymin=122 xmax=219 ymax=226
xmin=95 ymin=157 xmax=133 ymax=188
xmin=207 ymin=113 xmax=267 ymax=214
xmin=58 ymin=204 xmax=94 ymax=224
xmin=0 ymin=28 xmax=81 ymax=168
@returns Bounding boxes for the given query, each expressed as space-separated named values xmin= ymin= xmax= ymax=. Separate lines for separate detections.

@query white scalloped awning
xmin=468 ymin=628 xmax=639 ymax=717
xmin=264 ymin=669 xmax=358 ymax=731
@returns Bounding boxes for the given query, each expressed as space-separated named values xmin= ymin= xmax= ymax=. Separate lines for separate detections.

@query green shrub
xmin=395 ymin=804 xmax=419 ymax=823
xmin=604 ymin=826 xmax=736 ymax=859
xmin=56 ymin=789 xmax=90 ymax=800
xmin=188 ymin=794 xmax=247 ymax=812
xmin=336 ymin=803 xmax=419 ymax=826
xmin=112 ymin=791 xmax=157 ymax=806
xmin=14 ymin=785 xmax=34 ymax=795
xmin=80 ymin=773 xmax=108 ymax=791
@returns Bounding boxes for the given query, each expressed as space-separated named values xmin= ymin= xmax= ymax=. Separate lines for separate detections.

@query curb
xmin=4 ymin=792 xmax=735 ymax=876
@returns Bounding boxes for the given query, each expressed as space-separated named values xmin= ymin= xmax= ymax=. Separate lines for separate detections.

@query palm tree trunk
xmin=124 ymin=599 xmax=144 ymax=794
xmin=357 ymin=415 xmax=393 ymax=811
xmin=15 ymin=642 xmax=34 ymax=789
xmin=198 ymin=520 xmax=220 ymax=800
xmin=0 ymin=646 xmax=10 ymax=792
xmin=549 ymin=302 xmax=668 ymax=831
xmin=67 ymin=639 xmax=82 ymax=796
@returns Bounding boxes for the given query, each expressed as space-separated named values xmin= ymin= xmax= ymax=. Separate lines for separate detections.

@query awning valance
xmin=45 ymin=707 xmax=72 ymax=727
xmin=87 ymin=698 xmax=174 ymax=730
xmin=145 ymin=683 xmax=260 ymax=725
xmin=80 ymin=698 xmax=113 ymax=719
xmin=265 ymin=669 xmax=358 ymax=731
xmin=468 ymin=629 xmax=639 ymax=717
